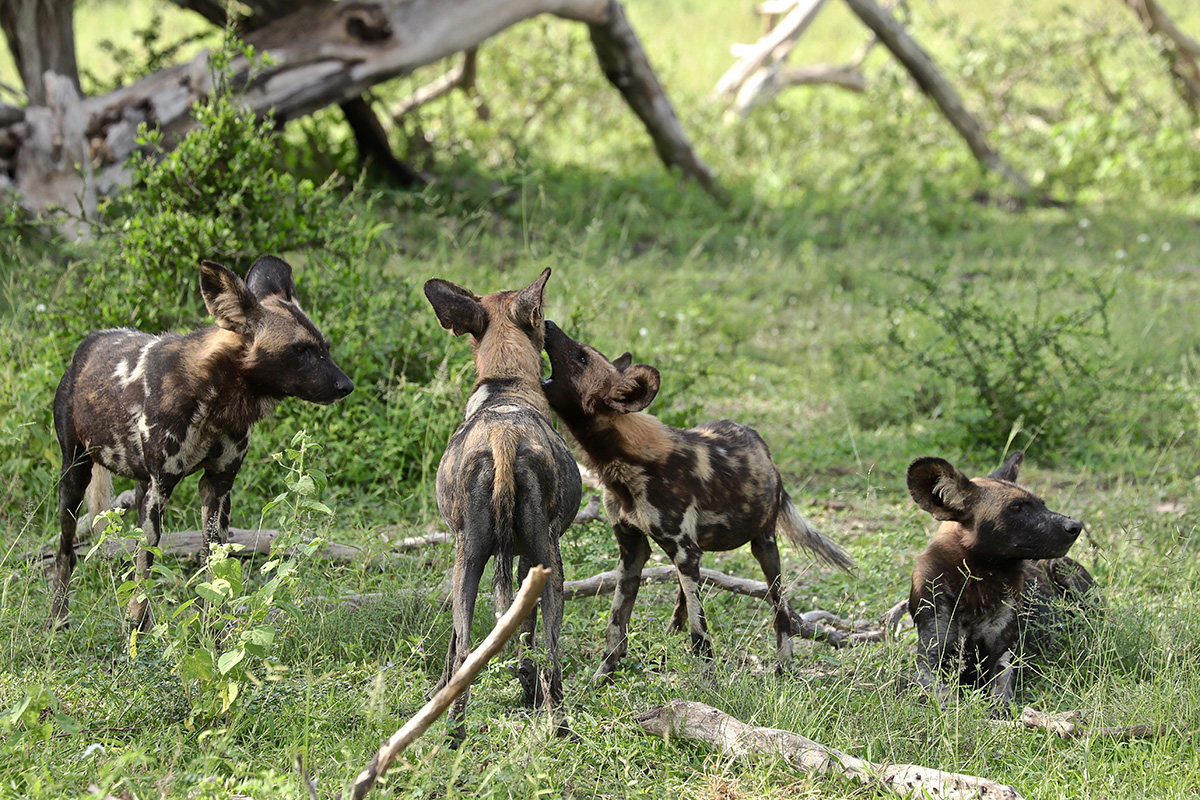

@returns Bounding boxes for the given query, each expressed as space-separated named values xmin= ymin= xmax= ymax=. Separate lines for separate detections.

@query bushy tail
xmin=777 ymin=491 xmax=855 ymax=571
xmin=490 ymin=432 xmax=519 ymax=614
xmin=77 ymin=463 xmax=114 ymax=536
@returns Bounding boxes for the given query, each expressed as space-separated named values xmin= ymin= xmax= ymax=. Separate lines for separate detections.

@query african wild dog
xmin=51 ymin=256 xmax=353 ymax=630
xmin=424 ymin=269 xmax=581 ymax=740
xmin=541 ymin=321 xmax=855 ymax=681
xmin=907 ymin=451 xmax=1096 ymax=714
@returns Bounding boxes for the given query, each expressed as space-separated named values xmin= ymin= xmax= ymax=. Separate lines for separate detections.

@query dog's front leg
xmin=984 ymin=646 xmax=1016 ymax=718
xmin=198 ymin=468 xmax=238 ymax=554
xmin=594 ymin=523 xmax=651 ymax=683
xmin=127 ymin=477 xmax=177 ymax=632
xmin=50 ymin=453 xmax=94 ymax=628
xmin=913 ymin=602 xmax=956 ymax=706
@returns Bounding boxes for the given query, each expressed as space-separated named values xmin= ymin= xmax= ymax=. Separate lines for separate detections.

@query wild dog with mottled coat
xmin=424 ymin=270 xmax=581 ymax=740
xmin=541 ymin=320 xmax=855 ymax=681
xmin=907 ymin=451 xmax=1096 ymax=714
xmin=52 ymin=256 xmax=353 ymax=630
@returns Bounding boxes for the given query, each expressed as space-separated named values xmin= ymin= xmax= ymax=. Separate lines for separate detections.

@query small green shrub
xmin=878 ymin=260 xmax=1114 ymax=454
xmin=85 ymin=32 xmax=368 ymax=333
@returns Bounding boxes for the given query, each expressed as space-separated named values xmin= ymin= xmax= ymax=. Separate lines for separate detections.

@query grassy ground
xmin=2 ymin=1 xmax=1200 ymax=798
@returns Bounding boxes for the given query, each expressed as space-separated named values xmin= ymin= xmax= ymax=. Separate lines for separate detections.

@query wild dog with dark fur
xmin=52 ymin=256 xmax=353 ymax=630
xmin=907 ymin=451 xmax=1095 ymax=713
xmin=541 ymin=320 xmax=854 ymax=681
xmin=424 ymin=269 xmax=581 ymax=740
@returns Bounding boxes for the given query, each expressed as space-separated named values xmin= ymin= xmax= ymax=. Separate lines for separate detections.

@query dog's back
xmin=424 ymin=269 xmax=580 ymax=738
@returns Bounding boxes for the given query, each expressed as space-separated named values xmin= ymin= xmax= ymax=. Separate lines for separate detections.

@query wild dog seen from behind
xmin=907 ymin=451 xmax=1095 ymax=714
xmin=541 ymin=320 xmax=854 ymax=681
xmin=424 ymin=269 xmax=581 ymax=740
xmin=52 ymin=256 xmax=353 ymax=630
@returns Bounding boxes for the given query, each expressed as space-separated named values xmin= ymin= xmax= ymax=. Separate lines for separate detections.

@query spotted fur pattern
xmin=906 ymin=451 xmax=1095 ymax=714
xmin=424 ymin=269 xmax=581 ymax=740
xmin=541 ymin=321 xmax=854 ymax=681
xmin=51 ymin=256 xmax=353 ymax=630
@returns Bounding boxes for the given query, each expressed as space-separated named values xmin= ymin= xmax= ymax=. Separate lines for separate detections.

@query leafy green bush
xmin=876 ymin=260 xmax=1114 ymax=453
xmin=86 ymin=34 xmax=368 ymax=333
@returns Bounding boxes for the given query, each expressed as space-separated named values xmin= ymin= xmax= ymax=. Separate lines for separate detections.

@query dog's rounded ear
xmin=612 ymin=352 xmax=633 ymax=371
xmin=512 ymin=268 xmax=551 ymax=332
xmin=604 ymin=363 xmax=660 ymax=414
xmin=425 ymin=279 xmax=488 ymax=338
xmin=907 ymin=457 xmax=978 ymax=523
xmin=245 ymin=255 xmax=298 ymax=305
xmin=987 ymin=450 xmax=1024 ymax=482
xmin=200 ymin=260 xmax=261 ymax=335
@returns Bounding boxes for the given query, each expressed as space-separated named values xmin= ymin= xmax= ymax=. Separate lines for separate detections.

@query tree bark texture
xmin=1 ymin=0 xmax=721 ymax=216
xmin=0 ymin=0 xmax=79 ymax=105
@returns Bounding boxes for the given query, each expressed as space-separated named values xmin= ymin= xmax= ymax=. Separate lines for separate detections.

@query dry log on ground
xmin=350 ymin=566 xmax=549 ymax=798
xmin=2 ymin=0 xmax=721 ymax=221
xmin=636 ymin=699 xmax=1026 ymax=800
xmin=840 ymin=0 xmax=1034 ymax=198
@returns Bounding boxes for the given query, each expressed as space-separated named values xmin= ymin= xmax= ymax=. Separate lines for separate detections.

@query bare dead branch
xmin=3 ymin=0 xmax=721 ymax=216
xmin=715 ymin=0 xmax=828 ymax=99
xmin=636 ymin=699 xmax=1027 ymax=800
xmin=349 ymin=566 xmax=549 ymax=799
xmin=841 ymin=0 xmax=1034 ymax=198
xmin=1121 ymin=0 xmax=1200 ymax=111
xmin=995 ymin=707 xmax=1173 ymax=741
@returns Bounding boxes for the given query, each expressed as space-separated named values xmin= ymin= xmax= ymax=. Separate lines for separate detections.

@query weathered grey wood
xmin=840 ymin=0 xmax=1033 ymax=197
xmin=714 ymin=0 xmax=829 ymax=99
xmin=0 ymin=0 xmax=78 ymax=105
xmin=3 ymin=0 xmax=720 ymax=216
xmin=636 ymin=700 xmax=1026 ymax=800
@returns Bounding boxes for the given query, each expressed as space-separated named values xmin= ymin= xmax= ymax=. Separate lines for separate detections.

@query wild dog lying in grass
xmin=52 ymin=256 xmax=354 ymax=630
xmin=541 ymin=320 xmax=855 ymax=681
xmin=907 ymin=451 xmax=1096 ymax=714
xmin=424 ymin=269 xmax=581 ymax=739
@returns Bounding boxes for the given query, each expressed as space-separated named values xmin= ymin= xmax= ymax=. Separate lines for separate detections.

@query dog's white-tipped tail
xmin=76 ymin=463 xmax=114 ymax=536
xmin=777 ymin=491 xmax=855 ymax=571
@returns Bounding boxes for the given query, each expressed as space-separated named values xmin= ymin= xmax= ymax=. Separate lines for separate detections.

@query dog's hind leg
xmin=750 ymin=528 xmax=796 ymax=668
xmin=126 ymin=476 xmax=177 ymax=632
xmin=594 ymin=523 xmax=652 ymax=682
xmin=50 ymin=449 xmax=93 ymax=628
xmin=441 ymin=506 xmax=494 ymax=741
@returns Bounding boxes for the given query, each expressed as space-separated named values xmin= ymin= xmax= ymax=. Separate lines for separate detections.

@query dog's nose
xmin=1064 ymin=518 xmax=1083 ymax=538
xmin=335 ymin=375 xmax=354 ymax=398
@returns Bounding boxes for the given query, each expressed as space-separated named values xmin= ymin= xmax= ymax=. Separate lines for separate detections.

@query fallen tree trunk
xmin=636 ymin=699 xmax=1026 ymax=800
xmin=1 ymin=0 xmax=721 ymax=221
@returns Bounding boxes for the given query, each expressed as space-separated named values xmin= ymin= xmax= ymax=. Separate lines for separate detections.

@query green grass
xmin=2 ymin=0 xmax=1200 ymax=797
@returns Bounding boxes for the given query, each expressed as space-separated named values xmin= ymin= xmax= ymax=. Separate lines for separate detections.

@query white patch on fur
xmin=464 ymin=384 xmax=491 ymax=420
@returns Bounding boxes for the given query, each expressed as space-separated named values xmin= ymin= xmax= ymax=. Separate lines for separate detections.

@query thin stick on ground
xmin=349 ymin=565 xmax=550 ymax=799
xmin=998 ymin=707 xmax=1172 ymax=741
xmin=636 ymin=699 xmax=1026 ymax=800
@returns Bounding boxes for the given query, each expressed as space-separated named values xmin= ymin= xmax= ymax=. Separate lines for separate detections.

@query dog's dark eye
xmin=1008 ymin=501 xmax=1025 ymax=513
xmin=575 ymin=350 xmax=588 ymax=365
xmin=293 ymin=342 xmax=312 ymax=355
